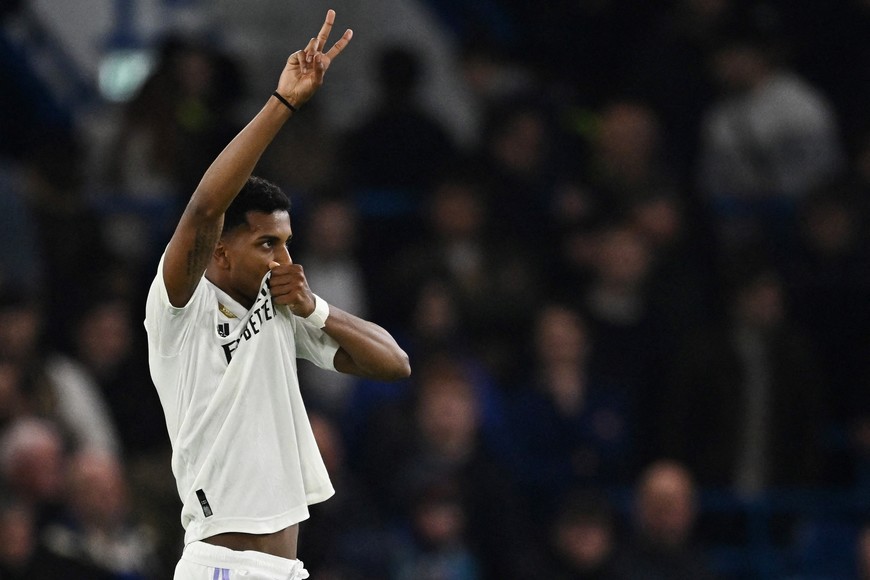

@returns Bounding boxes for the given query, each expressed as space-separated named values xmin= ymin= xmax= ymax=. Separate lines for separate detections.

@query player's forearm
xmin=187 ymin=98 xmax=292 ymax=218
xmin=325 ymin=308 xmax=411 ymax=381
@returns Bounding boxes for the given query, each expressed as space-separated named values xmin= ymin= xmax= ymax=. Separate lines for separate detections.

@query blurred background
xmin=0 ymin=0 xmax=869 ymax=578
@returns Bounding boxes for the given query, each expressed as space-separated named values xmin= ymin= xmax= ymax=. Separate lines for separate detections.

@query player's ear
xmin=213 ymin=240 xmax=231 ymax=269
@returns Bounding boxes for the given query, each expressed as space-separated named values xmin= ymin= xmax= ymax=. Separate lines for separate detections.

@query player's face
xmin=223 ymin=210 xmax=293 ymax=305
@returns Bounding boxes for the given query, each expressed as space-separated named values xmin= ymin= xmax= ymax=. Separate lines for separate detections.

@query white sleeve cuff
xmin=304 ymin=293 xmax=330 ymax=329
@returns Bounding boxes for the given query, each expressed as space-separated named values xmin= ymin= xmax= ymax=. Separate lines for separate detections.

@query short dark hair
xmin=222 ymin=176 xmax=291 ymax=235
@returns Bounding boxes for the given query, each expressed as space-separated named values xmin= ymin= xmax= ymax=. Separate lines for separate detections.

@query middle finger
xmin=314 ymin=9 xmax=336 ymax=52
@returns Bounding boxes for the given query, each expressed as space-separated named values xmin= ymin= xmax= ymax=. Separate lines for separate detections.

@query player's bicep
xmin=163 ymin=210 xmax=223 ymax=307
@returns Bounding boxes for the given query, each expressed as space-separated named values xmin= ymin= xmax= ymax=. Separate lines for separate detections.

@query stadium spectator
xmin=0 ymin=290 xmax=121 ymax=455
xmin=104 ymin=34 xmax=244 ymax=203
xmin=32 ymin=449 xmax=159 ymax=579
xmin=301 ymin=412 xmax=397 ymax=579
xmin=502 ymin=303 xmax=635 ymax=514
xmin=393 ymin=477 xmax=481 ymax=580
xmin=660 ymin=262 xmax=825 ymax=492
xmin=356 ymin=355 xmax=541 ymax=578
xmin=697 ymin=8 xmax=845 ymax=252
xmin=615 ymin=460 xmax=717 ymax=580
xmin=543 ymin=489 xmax=625 ymax=580
xmin=0 ymin=418 xmax=65 ymax=528
xmin=388 ymin=170 xmax=542 ymax=378
xmin=340 ymin=43 xmax=457 ymax=267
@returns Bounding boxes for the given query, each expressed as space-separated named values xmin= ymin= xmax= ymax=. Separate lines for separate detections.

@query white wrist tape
xmin=304 ymin=293 xmax=329 ymax=328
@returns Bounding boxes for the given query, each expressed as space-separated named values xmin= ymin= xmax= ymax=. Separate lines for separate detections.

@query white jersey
xmin=144 ymin=254 xmax=338 ymax=546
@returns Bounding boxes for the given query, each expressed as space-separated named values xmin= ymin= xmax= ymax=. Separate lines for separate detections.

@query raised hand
xmin=275 ymin=9 xmax=353 ymax=110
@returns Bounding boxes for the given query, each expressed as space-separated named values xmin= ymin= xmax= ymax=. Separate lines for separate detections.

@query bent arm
xmin=324 ymin=307 xmax=411 ymax=382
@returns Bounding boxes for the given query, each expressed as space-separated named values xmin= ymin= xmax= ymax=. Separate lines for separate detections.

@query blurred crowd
xmin=1 ymin=0 xmax=870 ymax=578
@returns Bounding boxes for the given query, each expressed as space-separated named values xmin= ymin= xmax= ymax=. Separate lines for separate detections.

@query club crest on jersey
xmin=217 ymin=322 xmax=230 ymax=338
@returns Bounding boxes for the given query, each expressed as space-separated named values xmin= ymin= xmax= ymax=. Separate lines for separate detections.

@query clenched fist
xmin=268 ymin=260 xmax=316 ymax=317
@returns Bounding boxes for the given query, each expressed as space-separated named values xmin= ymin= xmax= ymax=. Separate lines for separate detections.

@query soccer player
xmin=144 ymin=10 xmax=410 ymax=579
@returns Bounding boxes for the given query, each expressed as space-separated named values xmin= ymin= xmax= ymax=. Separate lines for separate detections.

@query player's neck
xmin=205 ymin=270 xmax=256 ymax=310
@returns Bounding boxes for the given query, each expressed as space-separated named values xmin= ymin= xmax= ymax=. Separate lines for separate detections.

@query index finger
xmin=325 ymin=29 xmax=353 ymax=61
xmin=313 ymin=9 xmax=336 ymax=52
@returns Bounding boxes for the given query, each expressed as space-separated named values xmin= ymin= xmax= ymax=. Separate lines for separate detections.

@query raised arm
xmin=162 ymin=10 xmax=352 ymax=307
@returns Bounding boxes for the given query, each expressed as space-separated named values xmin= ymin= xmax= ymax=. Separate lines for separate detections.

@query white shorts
xmin=174 ymin=541 xmax=309 ymax=580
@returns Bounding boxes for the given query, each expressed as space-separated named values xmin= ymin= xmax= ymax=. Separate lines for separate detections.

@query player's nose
xmin=277 ymin=243 xmax=292 ymax=265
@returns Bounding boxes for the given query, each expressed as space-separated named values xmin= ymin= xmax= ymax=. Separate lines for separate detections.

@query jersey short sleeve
xmin=144 ymin=253 xmax=209 ymax=358
xmin=285 ymin=305 xmax=340 ymax=371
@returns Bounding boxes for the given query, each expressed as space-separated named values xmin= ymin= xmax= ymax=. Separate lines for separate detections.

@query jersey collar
xmin=205 ymin=278 xmax=248 ymax=320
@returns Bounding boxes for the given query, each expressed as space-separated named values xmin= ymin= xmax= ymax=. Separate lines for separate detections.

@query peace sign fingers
xmin=304 ymin=10 xmax=353 ymax=66
xmin=275 ymin=9 xmax=352 ymax=107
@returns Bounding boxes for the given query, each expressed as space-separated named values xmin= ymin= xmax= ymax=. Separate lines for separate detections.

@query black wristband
xmin=272 ymin=91 xmax=298 ymax=113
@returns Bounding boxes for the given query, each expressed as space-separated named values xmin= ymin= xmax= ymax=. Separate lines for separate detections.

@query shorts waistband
xmin=182 ymin=541 xmax=307 ymax=576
